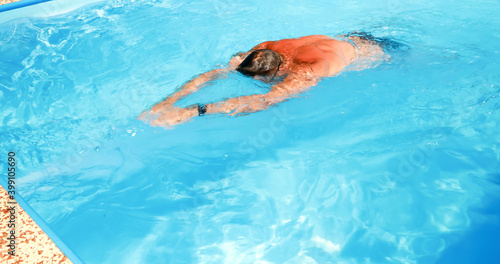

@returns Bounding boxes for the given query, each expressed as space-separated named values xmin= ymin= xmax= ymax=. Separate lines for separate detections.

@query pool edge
xmin=0 ymin=0 xmax=53 ymax=13
xmin=0 ymin=0 xmax=104 ymax=24
xmin=0 ymin=179 xmax=84 ymax=264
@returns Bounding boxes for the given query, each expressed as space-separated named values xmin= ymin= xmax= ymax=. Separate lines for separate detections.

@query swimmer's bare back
xmin=139 ymin=35 xmax=385 ymax=127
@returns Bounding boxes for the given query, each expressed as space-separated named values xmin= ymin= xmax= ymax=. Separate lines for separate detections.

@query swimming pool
xmin=1 ymin=0 xmax=499 ymax=263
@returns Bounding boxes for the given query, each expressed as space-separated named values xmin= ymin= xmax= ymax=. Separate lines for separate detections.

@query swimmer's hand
xmin=139 ymin=104 xmax=198 ymax=127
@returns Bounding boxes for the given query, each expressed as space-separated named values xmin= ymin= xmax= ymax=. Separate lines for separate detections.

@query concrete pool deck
xmin=0 ymin=185 xmax=72 ymax=263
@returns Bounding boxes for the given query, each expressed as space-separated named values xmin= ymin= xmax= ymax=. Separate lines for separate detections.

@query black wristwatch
xmin=197 ymin=104 xmax=207 ymax=116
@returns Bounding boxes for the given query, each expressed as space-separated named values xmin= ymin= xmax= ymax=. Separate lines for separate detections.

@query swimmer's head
xmin=236 ymin=49 xmax=281 ymax=78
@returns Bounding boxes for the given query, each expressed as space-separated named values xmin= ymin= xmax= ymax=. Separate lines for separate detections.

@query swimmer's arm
xmin=149 ymin=50 xmax=254 ymax=112
xmin=141 ymin=67 xmax=230 ymax=119
xmin=205 ymin=72 xmax=318 ymax=115
xmin=143 ymin=72 xmax=318 ymax=127
xmin=139 ymin=52 xmax=252 ymax=122
xmin=168 ymin=46 xmax=269 ymax=104
xmin=139 ymin=68 xmax=229 ymax=121
xmin=163 ymin=68 xmax=229 ymax=106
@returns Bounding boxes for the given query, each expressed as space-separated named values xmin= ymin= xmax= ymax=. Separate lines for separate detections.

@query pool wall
xmin=0 ymin=0 xmax=102 ymax=24
xmin=0 ymin=0 xmax=52 ymax=13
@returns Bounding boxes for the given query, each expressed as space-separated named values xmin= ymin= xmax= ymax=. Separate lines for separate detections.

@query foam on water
xmin=1 ymin=0 xmax=499 ymax=263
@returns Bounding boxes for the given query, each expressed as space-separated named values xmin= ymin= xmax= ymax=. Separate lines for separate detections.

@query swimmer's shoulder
xmin=251 ymin=41 xmax=276 ymax=50
xmin=298 ymin=34 xmax=332 ymax=40
xmin=252 ymin=35 xmax=333 ymax=50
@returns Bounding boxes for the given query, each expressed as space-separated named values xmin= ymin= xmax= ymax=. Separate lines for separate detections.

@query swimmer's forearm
xmin=164 ymin=68 xmax=228 ymax=105
xmin=206 ymin=95 xmax=268 ymax=115
xmin=205 ymin=96 xmax=264 ymax=115
xmin=205 ymin=92 xmax=285 ymax=115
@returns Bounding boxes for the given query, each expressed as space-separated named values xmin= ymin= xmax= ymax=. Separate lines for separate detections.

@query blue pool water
xmin=1 ymin=0 xmax=500 ymax=263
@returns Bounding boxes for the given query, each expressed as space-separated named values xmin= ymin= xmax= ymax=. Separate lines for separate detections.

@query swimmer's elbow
xmin=138 ymin=110 xmax=148 ymax=121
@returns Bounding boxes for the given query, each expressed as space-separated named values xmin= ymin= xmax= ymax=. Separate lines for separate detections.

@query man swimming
xmin=140 ymin=33 xmax=391 ymax=127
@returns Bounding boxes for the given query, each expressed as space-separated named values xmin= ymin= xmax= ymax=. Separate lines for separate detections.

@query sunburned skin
xmin=140 ymin=34 xmax=388 ymax=127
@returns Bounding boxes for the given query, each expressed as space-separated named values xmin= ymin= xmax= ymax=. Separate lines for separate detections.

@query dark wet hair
xmin=236 ymin=49 xmax=281 ymax=77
